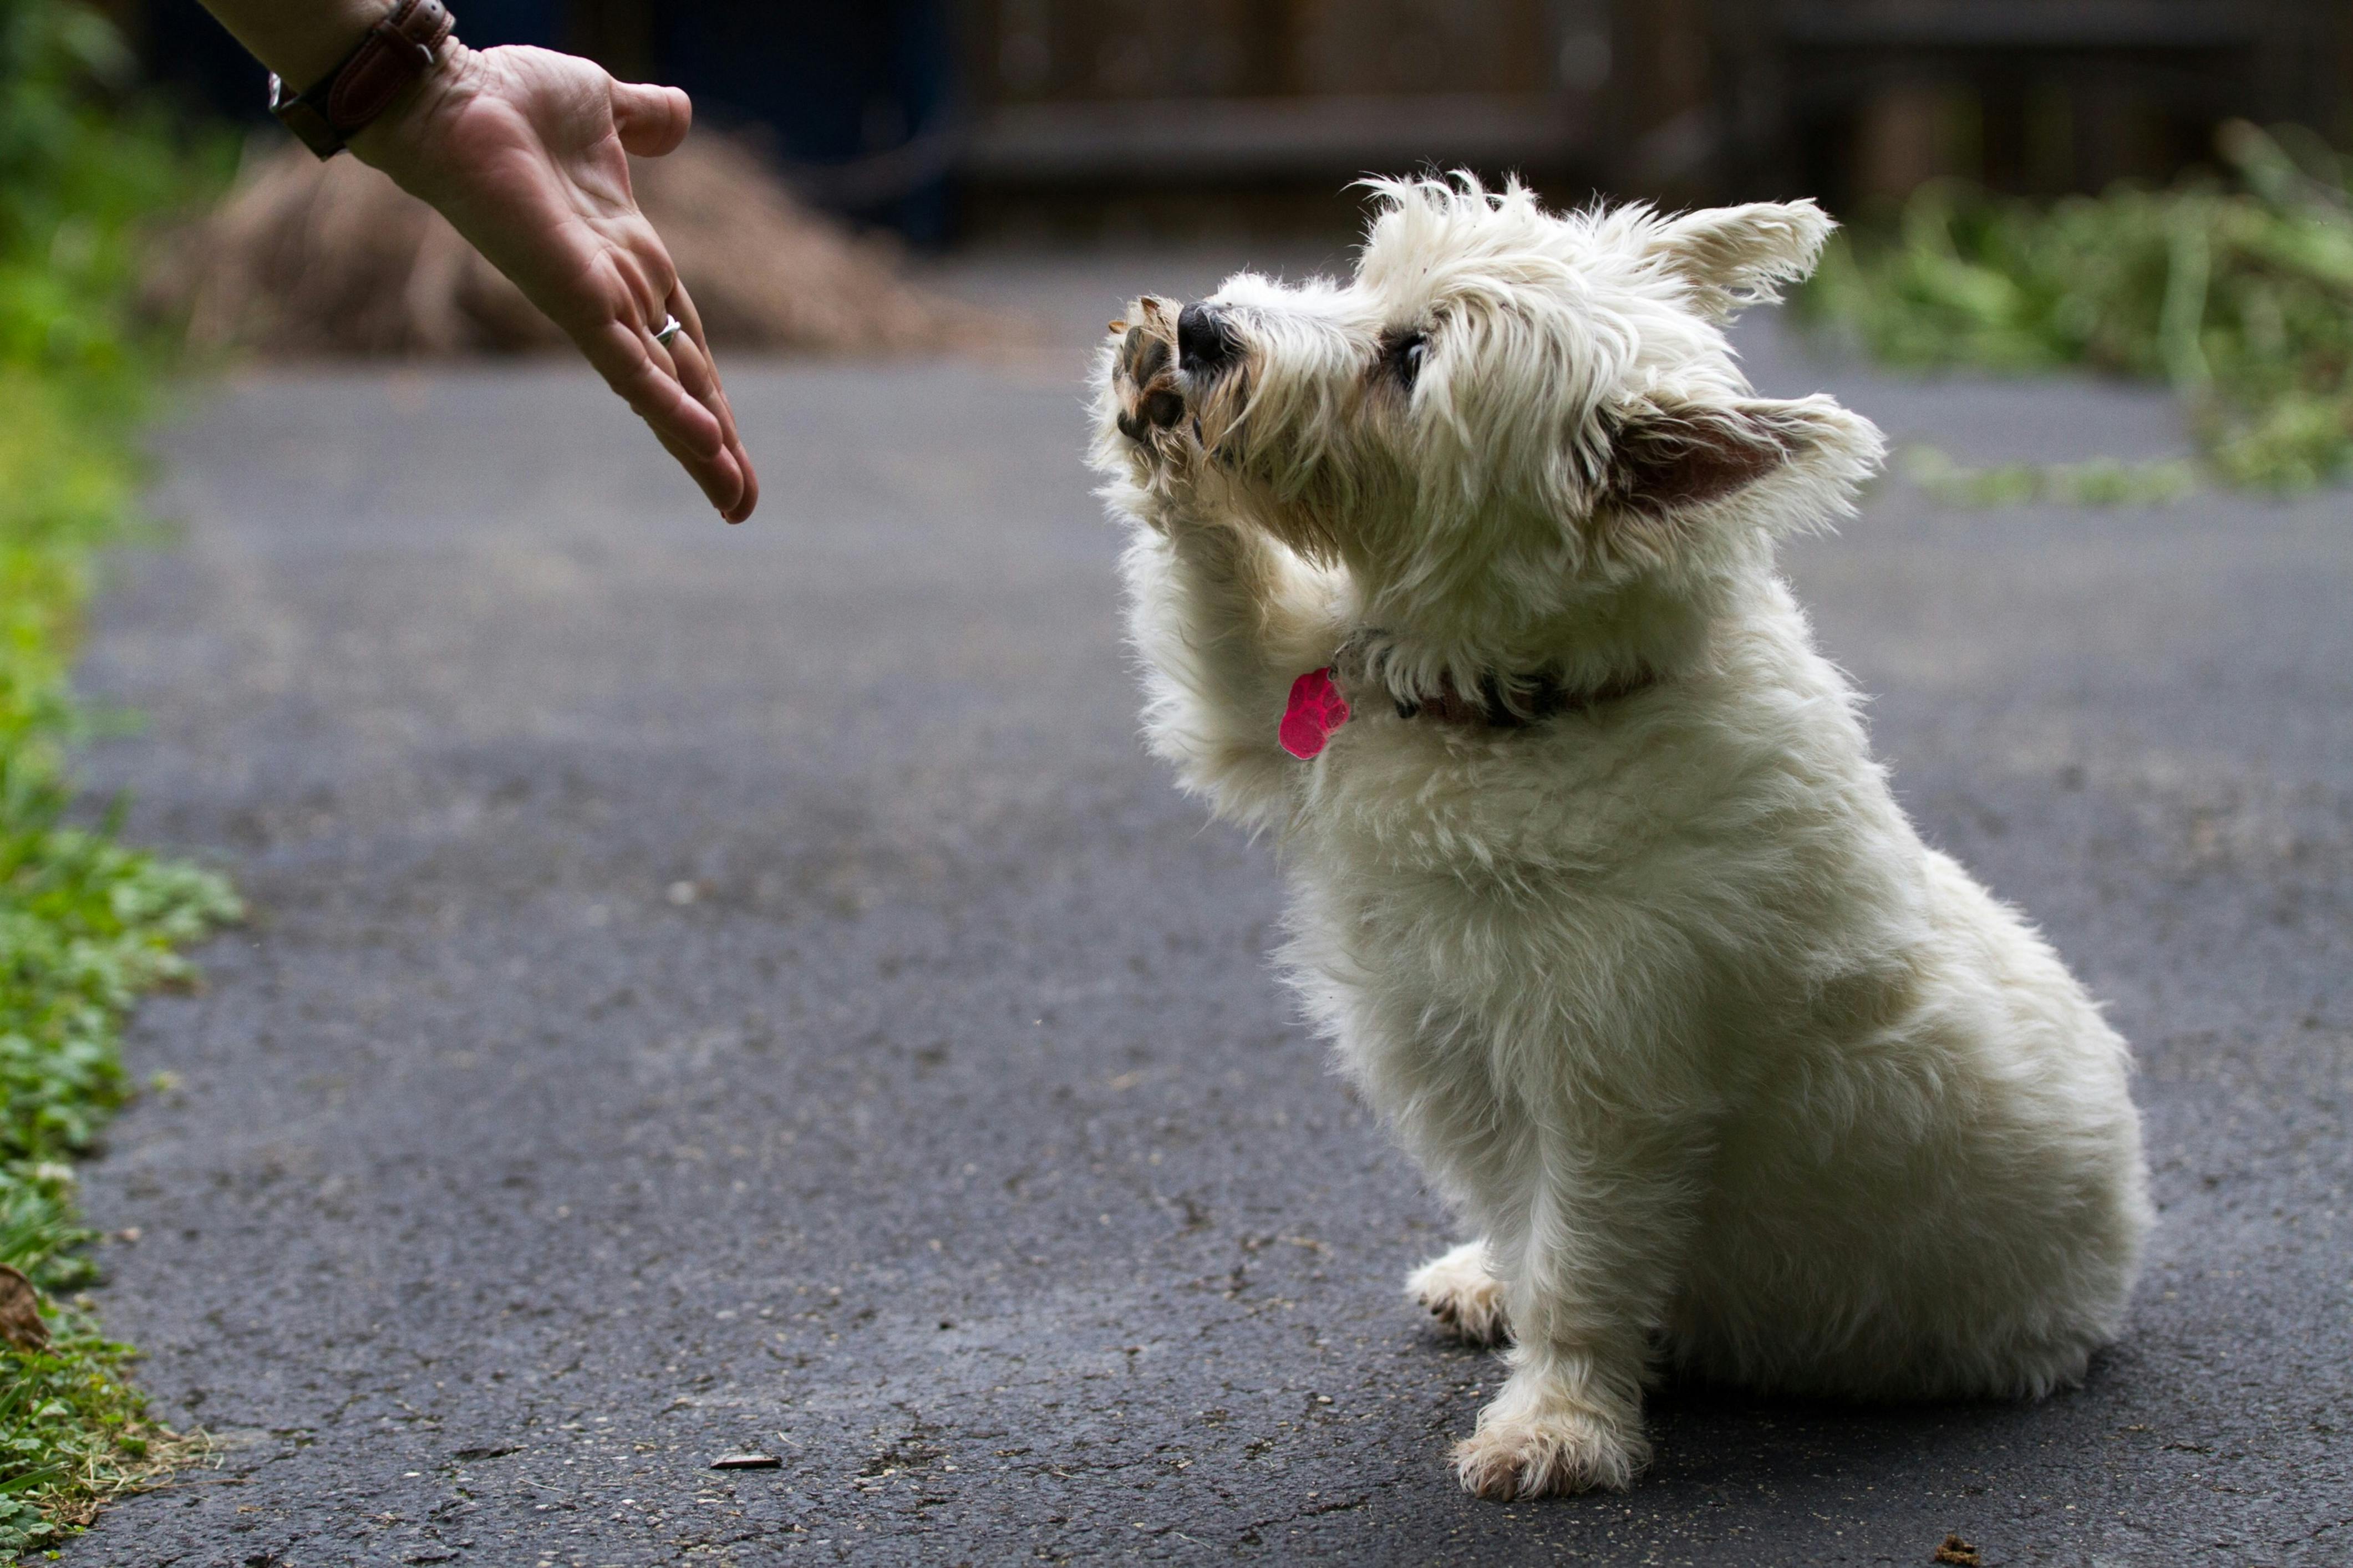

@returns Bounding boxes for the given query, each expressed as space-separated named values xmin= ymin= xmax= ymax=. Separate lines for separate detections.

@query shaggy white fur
xmin=1090 ymin=176 xmax=2153 ymax=1501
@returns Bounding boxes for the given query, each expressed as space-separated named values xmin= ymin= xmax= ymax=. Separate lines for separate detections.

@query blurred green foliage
xmin=0 ymin=0 xmax=219 ymax=393
xmin=1801 ymin=122 xmax=2353 ymax=493
xmin=1897 ymin=446 xmax=2201 ymax=509
xmin=0 ymin=0 xmax=241 ymax=1555
xmin=0 ymin=372 xmax=240 ymax=1199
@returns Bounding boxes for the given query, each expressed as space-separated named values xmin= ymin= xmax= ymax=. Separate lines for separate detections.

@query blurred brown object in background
xmin=975 ymin=0 xmax=1560 ymax=102
xmin=955 ymin=0 xmax=2353 ymax=230
xmin=1607 ymin=0 xmax=1717 ymax=202
xmin=565 ymin=0 xmax=652 ymax=82
xmin=0 ymin=1265 xmax=49 ymax=1353
xmin=147 ymin=134 xmax=1011 ymax=359
xmin=1708 ymin=0 xmax=2350 ymax=208
xmin=959 ymin=0 xmax=1608 ymax=240
xmin=1850 ymin=82 xmax=1974 ymax=203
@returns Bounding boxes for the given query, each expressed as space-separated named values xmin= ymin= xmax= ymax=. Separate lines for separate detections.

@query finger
xmin=611 ymin=80 xmax=692 ymax=159
xmin=656 ymin=283 xmax=728 ymax=431
xmin=659 ymin=283 xmax=741 ymax=460
xmin=576 ymin=316 xmax=747 ymax=515
xmin=644 ymin=414 xmax=752 ymax=526
xmin=723 ymin=422 xmax=759 ymax=523
xmin=644 ymin=325 xmax=752 ymax=520
xmin=664 ymin=281 xmax=760 ymax=521
xmin=645 ymin=417 xmax=738 ymax=510
xmin=576 ymin=236 xmax=753 ymax=521
xmin=585 ymin=317 xmax=723 ymax=460
xmin=716 ymin=419 xmax=758 ymax=523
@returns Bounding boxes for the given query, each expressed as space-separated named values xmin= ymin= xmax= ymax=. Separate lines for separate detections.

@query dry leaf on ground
xmin=0 ymin=1263 xmax=50 ymax=1351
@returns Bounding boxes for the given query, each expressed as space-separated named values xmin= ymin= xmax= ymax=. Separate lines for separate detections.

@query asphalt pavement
xmin=57 ymin=257 xmax=2353 ymax=1566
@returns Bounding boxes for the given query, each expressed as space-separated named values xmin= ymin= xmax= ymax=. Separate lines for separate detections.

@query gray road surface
xmin=58 ymin=271 xmax=2353 ymax=1566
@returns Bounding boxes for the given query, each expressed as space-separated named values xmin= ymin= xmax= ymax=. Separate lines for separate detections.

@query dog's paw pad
xmin=1407 ymin=1243 xmax=1510 ymax=1347
xmin=1451 ymin=1408 xmax=1638 ymax=1500
xmin=1121 ymin=325 xmax=1171 ymax=386
xmin=1112 ymin=304 xmax=1186 ymax=444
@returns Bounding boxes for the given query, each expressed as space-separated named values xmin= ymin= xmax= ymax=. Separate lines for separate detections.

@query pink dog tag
xmin=1279 ymin=668 xmax=1351 ymax=759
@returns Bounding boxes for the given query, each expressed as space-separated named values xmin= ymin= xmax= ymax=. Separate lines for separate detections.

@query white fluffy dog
xmin=1090 ymin=176 xmax=2153 ymax=1501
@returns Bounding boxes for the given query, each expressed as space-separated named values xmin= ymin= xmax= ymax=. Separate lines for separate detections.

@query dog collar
xmin=1279 ymin=662 xmax=1656 ymax=759
xmin=1395 ymin=668 xmax=1657 ymax=727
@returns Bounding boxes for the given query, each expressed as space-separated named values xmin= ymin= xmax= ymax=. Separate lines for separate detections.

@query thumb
xmin=612 ymin=80 xmax=692 ymax=158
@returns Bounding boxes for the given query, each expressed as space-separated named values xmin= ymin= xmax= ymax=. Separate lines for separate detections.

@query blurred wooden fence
xmin=131 ymin=0 xmax=2353 ymax=229
xmin=955 ymin=0 xmax=2350 ymax=216
xmin=958 ymin=0 xmax=1609 ymax=190
xmin=1710 ymin=1 xmax=2350 ymax=207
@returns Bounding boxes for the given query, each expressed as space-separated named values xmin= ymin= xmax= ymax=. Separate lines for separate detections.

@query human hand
xmin=352 ymin=44 xmax=759 ymax=522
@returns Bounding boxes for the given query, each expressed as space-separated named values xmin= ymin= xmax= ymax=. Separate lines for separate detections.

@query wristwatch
xmin=266 ymin=0 xmax=458 ymax=160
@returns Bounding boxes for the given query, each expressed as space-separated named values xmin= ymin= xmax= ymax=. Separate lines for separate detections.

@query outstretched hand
xmin=352 ymin=44 xmax=759 ymax=522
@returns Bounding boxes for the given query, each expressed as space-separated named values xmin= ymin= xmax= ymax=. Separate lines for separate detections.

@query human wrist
xmin=267 ymin=0 xmax=461 ymax=162
xmin=344 ymin=38 xmax=477 ymax=185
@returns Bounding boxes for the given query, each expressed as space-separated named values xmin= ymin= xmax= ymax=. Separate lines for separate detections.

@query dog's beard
xmin=1163 ymin=381 xmax=1364 ymax=569
xmin=1217 ymin=470 xmax=1350 ymax=566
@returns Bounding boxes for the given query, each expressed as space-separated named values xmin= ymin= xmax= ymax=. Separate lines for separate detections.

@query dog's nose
xmin=1178 ymin=302 xmax=1241 ymax=376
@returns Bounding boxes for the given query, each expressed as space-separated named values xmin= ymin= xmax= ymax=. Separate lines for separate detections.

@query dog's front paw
xmin=1111 ymin=298 xmax=1186 ymax=446
xmin=1407 ymin=1240 xmax=1510 ymax=1347
xmin=1451 ymin=1399 xmax=1644 ymax=1500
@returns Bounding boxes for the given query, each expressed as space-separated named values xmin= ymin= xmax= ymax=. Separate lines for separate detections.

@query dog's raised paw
xmin=1407 ymin=1240 xmax=1510 ymax=1347
xmin=1451 ymin=1405 xmax=1640 ymax=1500
xmin=1112 ymin=301 xmax=1186 ymax=444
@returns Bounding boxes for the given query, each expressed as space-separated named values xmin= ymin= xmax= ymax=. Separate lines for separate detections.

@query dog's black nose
xmin=1178 ymin=302 xmax=1241 ymax=376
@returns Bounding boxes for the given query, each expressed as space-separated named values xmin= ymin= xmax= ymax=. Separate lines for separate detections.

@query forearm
xmin=196 ymin=0 xmax=402 ymax=88
xmin=1129 ymin=520 xmax=1310 ymax=721
xmin=1120 ymin=517 xmax=1344 ymax=826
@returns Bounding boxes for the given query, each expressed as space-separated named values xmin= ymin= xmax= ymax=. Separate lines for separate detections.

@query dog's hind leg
xmin=1407 ymin=1239 xmax=1510 ymax=1347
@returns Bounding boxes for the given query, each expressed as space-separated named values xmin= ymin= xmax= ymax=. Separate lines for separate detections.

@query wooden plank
xmin=969 ymin=0 xmax=1562 ymax=106
xmin=1776 ymin=2 xmax=2264 ymax=51
xmin=963 ymin=93 xmax=1590 ymax=181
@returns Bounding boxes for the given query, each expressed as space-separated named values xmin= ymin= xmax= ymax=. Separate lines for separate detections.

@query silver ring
xmin=654 ymin=314 xmax=684 ymax=348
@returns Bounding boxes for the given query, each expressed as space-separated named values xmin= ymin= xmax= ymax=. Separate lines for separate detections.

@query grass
xmin=1798 ymin=120 xmax=2353 ymax=498
xmin=0 ymin=1317 xmax=214 ymax=1556
xmin=0 ymin=1 xmax=242 ymax=1556
xmin=1895 ymin=447 xmax=2201 ymax=510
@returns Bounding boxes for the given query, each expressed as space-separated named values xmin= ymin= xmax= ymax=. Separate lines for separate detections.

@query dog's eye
xmin=1381 ymin=330 xmax=1427 ymax=391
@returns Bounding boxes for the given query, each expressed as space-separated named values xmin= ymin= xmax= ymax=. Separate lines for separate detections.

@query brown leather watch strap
xmin=268 ymin=0 xmax=457 ymax=160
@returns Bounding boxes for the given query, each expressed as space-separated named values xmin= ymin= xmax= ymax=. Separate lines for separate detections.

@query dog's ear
xmin=1644 ymin=201 xmax=1833 ymax=320
xmin=1602 ymin=394 xmax=1866 ymax=516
